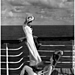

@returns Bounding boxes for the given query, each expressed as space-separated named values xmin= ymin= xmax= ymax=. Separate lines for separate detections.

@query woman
xmin=22 ymin=14 xmax=42 ymax=67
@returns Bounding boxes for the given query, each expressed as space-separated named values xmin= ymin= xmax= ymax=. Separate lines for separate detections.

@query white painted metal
xmin=6 ymin=44 xmax=9 ymax=75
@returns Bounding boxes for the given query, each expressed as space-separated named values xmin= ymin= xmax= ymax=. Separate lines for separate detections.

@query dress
xmin=23 ymin=25 xmax=42 ymax=66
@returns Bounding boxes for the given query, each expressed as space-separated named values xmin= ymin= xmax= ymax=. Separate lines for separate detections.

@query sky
xmin=1 ymin=0 xmax=74 ymax=25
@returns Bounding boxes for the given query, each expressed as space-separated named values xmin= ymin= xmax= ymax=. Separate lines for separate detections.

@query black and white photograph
xmin=1 ymin=0 xmax=74 ymax=75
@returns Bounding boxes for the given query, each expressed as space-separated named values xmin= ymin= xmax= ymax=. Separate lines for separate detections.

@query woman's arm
xmin=23 ymin=17 xmax=27 ymax=27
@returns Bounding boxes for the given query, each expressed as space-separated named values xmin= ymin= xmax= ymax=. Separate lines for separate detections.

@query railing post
xmin=73 ymin=40 xmax=75 ymax=74
xmin=6 ymin=43 xmax=9 ymax=75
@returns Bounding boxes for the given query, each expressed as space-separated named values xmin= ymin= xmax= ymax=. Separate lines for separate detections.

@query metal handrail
xmin=1 ymin=46 xmax=23 ymax=50
xmin=1 ymin=57 xmax=23 ymax=64
xmin=1 ymin=52 xmax=23 ymax=57
xmin=38 ymin=50 xmax=72 ymax=52
xmin=1 ymin=63 xmax=24 ymax=70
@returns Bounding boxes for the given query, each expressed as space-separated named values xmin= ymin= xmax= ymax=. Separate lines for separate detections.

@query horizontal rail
xmin=1 ymin=43 xmax=73 ymax=51
xmin=0 ymin=55 xmax=73 ymax=58
xmin=1 ymin=49 xmax=73 ymax=53
xmin=38 ymin=50 xmax=72 ymax=52
xmin=26 ymin=61 xmax=73 ymax=63
xmin=1 ymin=52 xmax=23 ymax=57
xmin=1 ymin=63 xmax=24 ymax=70
xmin=1 ymin=37 xmax=73 ymax=44
xmin=1 ymin=46 xmax=23 ymax=50
xmin=41 ymin=44 xmax=72 ymax=46
xmin=0 ymin=61 xmax=73 ymax=64
xmin=1 ymin=58 xmax=23 ymax=64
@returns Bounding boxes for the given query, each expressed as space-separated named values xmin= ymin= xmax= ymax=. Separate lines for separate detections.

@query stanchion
xmin=6 ymin=43 xmax=9 ymax=75
xmin=73 ymin=40 xmax=75 ymax=75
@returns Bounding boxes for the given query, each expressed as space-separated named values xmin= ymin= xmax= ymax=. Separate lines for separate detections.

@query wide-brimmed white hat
xmin=26 ymin=13 xmax=35 ymax=22
xmin=27 ymin=15 xmax=35 ymax=22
